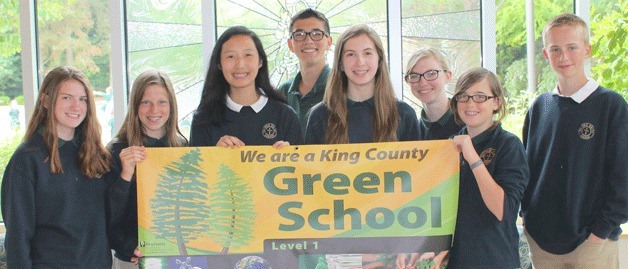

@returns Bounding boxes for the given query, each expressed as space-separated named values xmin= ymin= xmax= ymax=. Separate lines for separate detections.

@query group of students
xmin=0 ymin=8 xmax=625 ymax=269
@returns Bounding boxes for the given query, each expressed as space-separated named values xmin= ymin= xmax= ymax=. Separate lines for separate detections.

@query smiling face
xmin=542 ymin=25 xmax=590 ymax=83
xmin=456 ymin=78 xmax=500 ymax=135
xmin=288 ymin=17 xmax=332 ymax=67
xmin=220 ymin=34 xmax=262 ymax=92
xmin=408 ymin=56 xmax=451 ymax=106
xmin=53 ymin=79 xmax=88 ymax=140
xmin=138 ymin=84 xmax=170 ymax=139
xmin=341 ymin=34 xmax=379 ymax=92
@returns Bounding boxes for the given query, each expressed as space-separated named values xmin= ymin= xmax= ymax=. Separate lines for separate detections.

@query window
xmin=126 ymin=0 xmax=203 ymax=135
xmin=401 ymin=0 xmax=481 ymax=112
xmin=495 ymin=0 xmax=574 ymax=136
xmin=215 ymin=0 xmax=389 ymax=86
xmin=37 ymin=0 xmax=113 ymax=141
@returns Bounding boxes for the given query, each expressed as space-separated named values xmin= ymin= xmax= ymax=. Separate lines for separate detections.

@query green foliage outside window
xmin=0 ymin=132 xmax=24 ymax=222
xmin=496 ymin=0 xmax=626 ymax=139
xmin=591 ymin=1 xmax=627 ymax=100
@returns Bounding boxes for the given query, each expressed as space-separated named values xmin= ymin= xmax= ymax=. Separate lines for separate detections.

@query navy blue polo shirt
xmin=278 ymin=65 xmax=330 ymax=137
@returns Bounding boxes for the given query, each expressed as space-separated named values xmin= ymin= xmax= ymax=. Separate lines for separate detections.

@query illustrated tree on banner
xmin=207 ymin=164 xmax=256 ymax=254
xmin=150 ymin=148 xmax=210 ymax=256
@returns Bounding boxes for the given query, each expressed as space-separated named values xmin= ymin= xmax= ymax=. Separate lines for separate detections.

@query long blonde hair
xmin=25 ymin=66 xmax=111 ymax=177
xmin=323 ymin=24 xmax=399 ymax=144
xmin=112 ymin=70 xmax=187 ymax=147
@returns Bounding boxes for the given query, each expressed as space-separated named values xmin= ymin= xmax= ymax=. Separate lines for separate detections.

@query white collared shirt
xmin=551 ymin=79 xmax=600 ymax=104
xmin=225 ymin=89 xmax=269 ymax=113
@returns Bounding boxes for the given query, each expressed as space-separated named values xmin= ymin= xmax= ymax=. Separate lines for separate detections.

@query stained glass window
xmin=127 ymin=0 xmax=203 ymax=135
xmin=215 ymin=0 xmax=389 ymax=86
xmin=401 ymin=0 xmax=482 ymax=112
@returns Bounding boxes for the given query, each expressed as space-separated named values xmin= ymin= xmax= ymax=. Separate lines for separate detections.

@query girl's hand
xmin=432 ymin=250 xmax=449 ymax=269
xmin=395 ymin=253 xmax=419 ymax=269
xmin=216 ymin=135 xmax=245 ymax=148
xmin=452 ymin=135 xmax=481 ymax=164
xmin=272 ymin=141 xmax=290 ymax=149
xmin=130 ymin=247 xmax=144 ymax=265
xmin=119 ymin=146 xmax=146 ymax=181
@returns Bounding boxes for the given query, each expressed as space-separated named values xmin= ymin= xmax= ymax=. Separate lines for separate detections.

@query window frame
xmin=17 ymin=0 xmax=590 ymax=133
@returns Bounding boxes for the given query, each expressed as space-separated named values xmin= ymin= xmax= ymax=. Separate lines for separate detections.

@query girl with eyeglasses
xmin=304 ymin=24 xmax=419 ymax=144
xmin=447 ymin=67 xmax=529 ymax=268
xmin=404 ymin=47 xmax=464 ymax=140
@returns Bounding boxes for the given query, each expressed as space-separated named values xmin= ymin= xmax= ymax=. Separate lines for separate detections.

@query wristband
xmin=470 ymin=160 xmax=484 ymax=170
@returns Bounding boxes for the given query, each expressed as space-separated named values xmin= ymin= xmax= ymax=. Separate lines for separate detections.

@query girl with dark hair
xmin=108 ymin=70 xmax=188 ymax=268
xmin=1 ymin=66 xmax=118 ymax=268
xmin=304 ymin=24 xmax=419 ymax=144
xmin=190 ymin=25 xmax=301 ymax=147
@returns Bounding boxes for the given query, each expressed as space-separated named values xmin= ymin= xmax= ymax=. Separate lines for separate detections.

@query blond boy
xmin=521 ymin=13 xmax=627 ymax=268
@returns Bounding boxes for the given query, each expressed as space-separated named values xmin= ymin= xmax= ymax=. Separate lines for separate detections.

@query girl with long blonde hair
xmin=108 ymin=70 xmax=187 ymax=268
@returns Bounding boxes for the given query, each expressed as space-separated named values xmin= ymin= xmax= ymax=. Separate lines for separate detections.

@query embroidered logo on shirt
xmin=578 ymin=123 xmax=594 ymax=140
xmin=480 ymin=148 xmax=496 ymax=166
xmin=262 ymin=123 xmax=278 ymax=139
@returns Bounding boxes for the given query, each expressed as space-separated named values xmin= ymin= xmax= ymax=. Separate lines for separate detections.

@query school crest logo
xmin=262 ymin=123 xmax=277 ymax=139
xmin=480 ymin=148 xmax=496 ymax=166
xmin=578 ymin=123 xmax=594 ymax=140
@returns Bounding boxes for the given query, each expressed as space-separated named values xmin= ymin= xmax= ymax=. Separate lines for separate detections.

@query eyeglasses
xmin=291 ymin=30 xmax=327 ymax=41
xmin=404 ymin=69 xmax=445 ymax=83
xmin=454 ymin=94 xmax=496 ymax=103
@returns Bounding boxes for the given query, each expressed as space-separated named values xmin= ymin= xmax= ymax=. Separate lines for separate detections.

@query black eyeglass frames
xmin=404 ymin=69 xmax=445 ymax=83
xmin=454 ymin=94 xmax=496 ymax=103
xmin=291 ymin=30 xmax=327 ymax=41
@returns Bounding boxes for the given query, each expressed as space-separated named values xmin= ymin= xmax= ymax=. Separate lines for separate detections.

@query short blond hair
xmin=542 ymin=13 xmax=590 ymax=48
xmin=404 ymin=47 xmax=451 ymax=77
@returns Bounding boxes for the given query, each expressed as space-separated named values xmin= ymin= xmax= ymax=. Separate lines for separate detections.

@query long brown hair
xmin=323 ymin=24 xmax=399 ymax=144
xmin=112 ymin=70 xmax=187 ymax=147
xmin=25 ymin=66 xmax=111 ymax=177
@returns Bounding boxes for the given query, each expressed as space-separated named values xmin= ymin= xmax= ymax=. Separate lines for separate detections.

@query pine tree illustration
xmin=150 ymin=148 xmax=210 ymax=256
xmin=207 ymin=164 xmax=256 ymax=254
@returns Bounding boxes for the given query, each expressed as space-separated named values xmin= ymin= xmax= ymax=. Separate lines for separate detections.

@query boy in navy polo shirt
xmin=521 ymin=13 xmax=627 ymax=269
xmin=278 ymin=8 xmax=332 ymax=137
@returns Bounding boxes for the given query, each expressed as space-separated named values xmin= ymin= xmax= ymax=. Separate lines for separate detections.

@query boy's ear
xmin=287 ymin=38 xmax=296 ymax=53
xmin=541 ymin=48 xmax=550 ymax=61
xmin=325 ymin=36 xmax=333 ymax=50
xmin=584 ymin=44 xmax=592 ymax=58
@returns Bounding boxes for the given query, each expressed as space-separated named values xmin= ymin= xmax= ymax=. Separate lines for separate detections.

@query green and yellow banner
xmin=137 ymin=140 xmax=459 ymax=269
